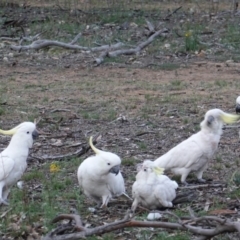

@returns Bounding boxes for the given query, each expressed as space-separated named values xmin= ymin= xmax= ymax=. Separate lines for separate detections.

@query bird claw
xmin=197 ymin=178 xmax=206 ymax=183
xmin=0 ymin=199 xmax=9 ymax=205
xmin=181 ymin=181 xmax=189 ymax=186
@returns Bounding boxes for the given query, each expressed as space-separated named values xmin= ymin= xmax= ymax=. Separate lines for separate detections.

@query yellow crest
xmin=89 ymin=136 xmax=100 ymax=155
xmin=0 ymin=127 xmax=18 ymax=135
xmin=221 ymin=113 xmax=240 ymax=124
xmin=153 ymin=167 xmax=164 ymax=175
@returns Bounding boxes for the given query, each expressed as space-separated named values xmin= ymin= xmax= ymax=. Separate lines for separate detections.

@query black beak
xmin=32 ymin=130 xmax=39 ymax=140
xmin=109 ymin=165 xmax=120 ymax=175
xmin=236 ymin=104 xmax=240 ymax=114
xmin=207 ymin=115 xmax=214 ymax=126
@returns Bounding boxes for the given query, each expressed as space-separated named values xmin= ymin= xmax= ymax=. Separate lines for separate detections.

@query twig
xmin=68 ymin=33 xmax=82 ymax=45
xmin=173 ymin=191 xmax=197 ymax=204
xmin=187 ymin=206 xmax=196 ymax=218
xmin=1 ymin=31 xmax=46 ymax=43
xmin=0 ymin=208 xmax=12 ymax=218
xmin=164 ymin=6 xmax=182 ymax=20
xmin=52 ymin=214 xmax=85 ymax=231
xmin=155 ymin=210 xmax=182 ymax=223
xmin=0 ymin=37 xmax=20 ymax=41
xmin=50 ymin=109 xmax=72 ymax=113
xmin=145 ymin=18 xmax=155 ymax=33
xmin=135 ymin=131 xmax=156 ymax=137
xmin=35 ymin=136 xmax=101 ymax=161
xmin=19 ymin=31 xmax=47 ymax=45
xmin=179 ymin=183 xmax=223 ymax=189
xmin=37 ymin=147 xmax=86 ymax=161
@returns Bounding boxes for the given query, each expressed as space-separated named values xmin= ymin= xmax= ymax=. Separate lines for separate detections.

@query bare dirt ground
xmin=1 ymin=61 xmax=240 ymax=239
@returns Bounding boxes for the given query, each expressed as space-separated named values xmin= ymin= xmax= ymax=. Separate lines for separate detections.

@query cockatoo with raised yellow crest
xmin=154 ymin=108 xmax=240 ymax=184
xmin=77 ymin=137 xmax=126 ymax=208
xmin=0 ymin=122 xmax=38 ymax=205
xmin=131 ymin=160 xmax=178 ymax=212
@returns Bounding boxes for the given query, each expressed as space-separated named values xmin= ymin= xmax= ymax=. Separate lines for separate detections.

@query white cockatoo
xmin=236 ymin=96 xmax=240 ymax=113
xmin=131 ymin=160 xmax=178 ymax=212
xmin=77 ymin=137 xmax=125 ymax=207
xmin=154 ymin=109 xmax=240 ymax=184
xmin=0 ymin=122 xmax=38 ymax=205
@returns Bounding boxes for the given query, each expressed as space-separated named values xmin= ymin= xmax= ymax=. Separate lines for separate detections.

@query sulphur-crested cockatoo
xmin=236 ymin=96 xmax=240 ymax=113
xmin=154 ymin=109 xmax=240 ymax=184
xmin=131 ymin=160 xmax=178 ymax=212
xmin=77 ymin=137 xmax=125 ymax=207
xmin=0 ymin=122 xmax=38 ymax=205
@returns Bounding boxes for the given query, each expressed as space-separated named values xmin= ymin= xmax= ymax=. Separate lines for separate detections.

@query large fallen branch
xmin=9 ymin=19 xmax=168 ymax=65
xmin=94 ymin=28 xmax=168 ymax=65
xmin=43 ymin=210 xmax=240 ymax=240
xmin=10 ymin=39 xmax=124 ymax=52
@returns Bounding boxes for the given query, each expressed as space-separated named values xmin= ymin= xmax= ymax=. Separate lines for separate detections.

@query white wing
xmin=154 ymin=132 xmax=206 ymax=169
xmin=77 ymin=156 xmax=97 ymax=186
xmin=132 ymin=179 xmax=156 ymax=211
xmin=107 ymin=172 xmax=125 ymax=196
xmin=0 ymin=154 xmax=15 ymax=181
xmin=154 ymin=176 xmax=178 ymax=207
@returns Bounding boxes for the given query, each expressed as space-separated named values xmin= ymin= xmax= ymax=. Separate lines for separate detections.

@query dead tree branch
xmin=43 ymin=211 xmax=240 ymax=240
xmin=1 ymin=32 xmax=46 ymax=44
xmin=164 ymin=6 xmax=182 ymax=20
xmin=145 ymin=18 xmax=155 ymax=33
xmin=94 ymin=28 xmax=168 ymax=65
xmin=9 ymin=20 xmax=168 ymax=66
xmin=68 ymin=33 xmax=82 ymax=45
xmin=10 ymin=39 xmax=124 ymax=52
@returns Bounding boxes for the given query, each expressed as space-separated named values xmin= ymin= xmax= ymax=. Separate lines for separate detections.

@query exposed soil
xmin=1 ymin=61 xmax=240 ymax=239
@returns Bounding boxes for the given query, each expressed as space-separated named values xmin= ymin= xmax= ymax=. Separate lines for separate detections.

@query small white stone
xmin=164 ymin=43 xmax=171 ymax=49
xmin=88 ymin=207 xmax=96 ymax=213
xmin=17 ymin=181 xmax=24 ymax=189
xmin=147 ymin=212 xmax=162 ymax=221
xmin=3 ymin=57 xmax=8 ymax=62
xmin=226 ymin=59 xmax=233 ymax=64
xmin=8 ymin=52 xmax=14 ymax=57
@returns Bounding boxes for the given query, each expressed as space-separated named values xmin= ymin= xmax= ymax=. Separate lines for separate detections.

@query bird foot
xmin=181 ymin=181 xmax=189 ymax=186
xmin=0 ymin=199 xmax=9 ymax=205
xmin=197 ymin=178 xmax=206 ymax=183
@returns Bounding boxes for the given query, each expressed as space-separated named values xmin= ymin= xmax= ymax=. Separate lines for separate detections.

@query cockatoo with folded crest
xmin=77 ymin=137 xmax=126 ymax=207
xmin=236 ymin=96 xmax=240 ymax=113
xmin=0 ymin=122 xmax=38 ymax=205
xmin=131 ymin=160 xmax=178 ymax=212
xmin=154 ymin=108 xmax=240 ymax=184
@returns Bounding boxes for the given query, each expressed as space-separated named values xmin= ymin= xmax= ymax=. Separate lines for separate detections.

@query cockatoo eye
xmin=144 ymin=168 xmax=147 ymax=171
xmin=107 ymin=163 xmax=111 ymax=165
xmin=27 ymin=131 xmax=29 ymax=134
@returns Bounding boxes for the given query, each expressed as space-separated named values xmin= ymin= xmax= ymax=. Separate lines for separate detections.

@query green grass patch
xmin=214 ymin=79 xmax=228 ymax=88
xmin=122 ymin=158 xmax=136 ymax=166
xmin=1 ymin=158 xmax=84 ymax=237
xmin=222 ymin=23 xmax=240 ymax=49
